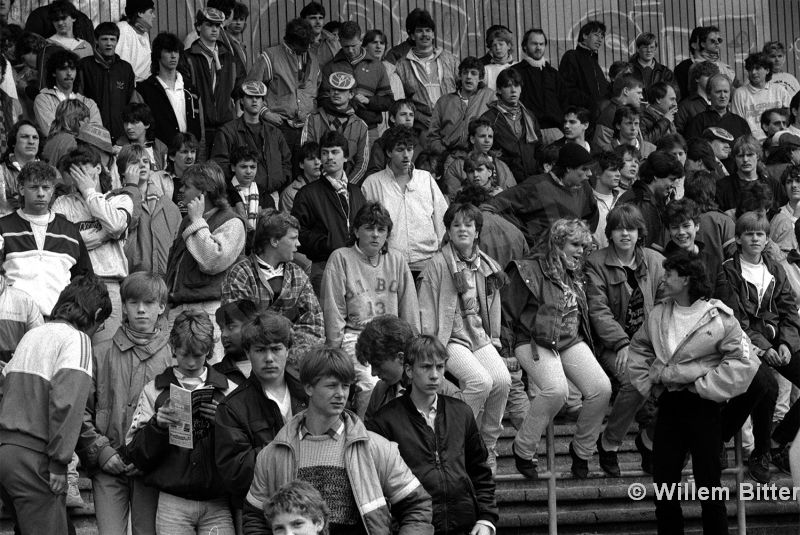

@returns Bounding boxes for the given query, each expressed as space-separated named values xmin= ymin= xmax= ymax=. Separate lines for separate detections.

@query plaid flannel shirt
xmin=221 ymin=255 xmax=324 ymax=368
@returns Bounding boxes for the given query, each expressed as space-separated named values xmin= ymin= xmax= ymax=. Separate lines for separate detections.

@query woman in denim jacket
xmin=501 ymin=218 xmax=611 ymax=479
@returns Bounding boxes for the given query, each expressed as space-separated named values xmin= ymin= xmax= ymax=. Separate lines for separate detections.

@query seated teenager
xmin=368 ymin=334 xmax=499 ymax=535
xmin=663 ymin=198 xmax=722 ymax=288
xmin=586 ymin=204 xmax=665 ymax=475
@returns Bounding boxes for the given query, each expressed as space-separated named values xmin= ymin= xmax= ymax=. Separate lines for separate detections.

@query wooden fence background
xmin=11 ymin=0 xmax=800 ymax=80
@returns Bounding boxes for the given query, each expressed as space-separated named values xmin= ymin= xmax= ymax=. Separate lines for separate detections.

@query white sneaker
xmin=65 ymin=477 xmax=85 ymax=508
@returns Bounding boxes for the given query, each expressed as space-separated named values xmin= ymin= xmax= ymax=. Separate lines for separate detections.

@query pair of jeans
xmin=92 ymin=471 xmax=159 ymax=535
xmin=598 ymin=348 xmax=648 ymax=451
xmin=446 ymin=342 xmax=510 ymax=454
xmin=653 ymin=390 xmax=727 ymax=535
xmin=720 ymin=362 xmax=777 ymax=456
xmin=514 ymin=342 xmax=611 ymax=460
xmin=155 ymin=492 xmax=234 ymax=535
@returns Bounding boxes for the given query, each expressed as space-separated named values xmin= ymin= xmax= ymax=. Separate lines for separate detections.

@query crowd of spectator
xmin=0 ymin=1 xmax=799 ymax=535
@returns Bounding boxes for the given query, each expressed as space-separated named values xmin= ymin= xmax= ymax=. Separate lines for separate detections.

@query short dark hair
xmin=612 ymin=104 xmax=640 ymax=130
xmin=763 ymin=40 xmax=786 ymax=54
xmin=454 ymin=184 xmax=492 ymax=205
xmin=230 ymin=146 xmax=259 ymax=167
xmin=45 ymin=49 xmax=79 ymax=82
xmin=664 ymin=198 xmax=701 ymax=227
xmin=458 ymin=56 xmax=485 ymax=79
xmin=58 ymin=146 xmax=112 ymax=193
xmin=688 ymin=61 xmax=720 ymax=94
xmin=252 ymin=210 xmax=299 ymax=254
xmin=16 ymin=32 xmax=46 ymax=57
xmin=735 ymin=210 xmax=770 ymax=237
xmin=338 ymin=20 xmax=360 ymax=41
xmin=319 ymin=131 xmax=349 ymax=158
xmin=122 ymin=102 xmax=154 ymax=126
xmin=468 ymin=117 xmax=492 ymax=137
xmin=299 ymin=141 xmax=320 ymax=161
xmin=323 ymin=21 xmax=341 ymax=34
xmin=639 ymin=151 xmax=683 ymax=184
xmin=697 ymin=25 xmax=721 ymax=52
xmin=151 ymin=32 xmax=183 ymax=74
xmin=232 ymin=2 xmax=249 ymax=19
xmin=124 ymin=0 xmax=155 ymax=21
xmin=405 ymin=8 xmax=435 ymax=34
xmin=578 ymin=20 xmax=606 ymax=41
xmin=300 ymin=346 xmax=356 ymax=386
xmin=94 ymin=21 xmax=120 ymax=40
xmin=241 ymin=310 xmax=294 ymax=352
xmin=605 ymin=203 xmax=647 ymax=243
xmin=564 ymin=106 xmax=591 ymax=125
xmin=284 ymin=18 xmax=314 ymax=50
xmin=745 ymin=52 xmax=773 ymax=73
xmin=362 ymin=29 xmax=387 ymax=48
xmin=382 ymin=126 xmax=417 ymax=154
xmin=404 ymin=334 xmax=447 ymax=367
xmin=355 ymin=315 xmax=415 ymax=366
xmin=300 ymin=1 xmax=325 ymax=18
xmin=734 ymin=181 xmax=774 ymax=219
xmin=613 ymin=143 xmax=641 ymax=161
xmin=781 ymin=164 xmax=800 ymax=185
xmin=521 ymin=28 xmax=547 ymax=51
xmin=5 ymin=120 xmax=42 ymax=161
xmin=684 ymin=170 xmax=719 ymax=211
xmin=389 ymin=98 xmax=416 ymax=123
xmin=48 ymin=0 xmax=77 ymax=21
xmin=443 ymin=202 xmax=483 ymax=235
xmin=761 ymin=107 xmax=789 ymax=128
xmin=656 ymin=133 xmax=687 ymax=154
xmin=215 ymin=298 xmax=258 ymax=327
xmin=647 ymin=81 xmax=672 ymax=105
xmin=686 ymin=137 xmax=718 ymax=171
xmin=50 ymin=274 xmax=112 ymax=330
xmin=168 ymin=132 xmax=198 ymax=157
xmin=351 ymin=202 xmax=393 ymax=251
xmin=662 ymin=251 xmax=712 ymax=301
xmin=597 ymin=151 xmax=623 ymax=172
xmin=496 ymin=67 xmax=523 ymax=89
xmin=635 ymin=32 xmax=657 ymax=48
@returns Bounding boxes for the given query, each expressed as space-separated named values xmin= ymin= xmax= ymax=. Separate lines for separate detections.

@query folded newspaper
xmin=168 ymin=383 xmax=215 ymax=449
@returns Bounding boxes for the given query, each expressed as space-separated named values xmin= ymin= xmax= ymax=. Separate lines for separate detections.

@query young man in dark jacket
xmin=558 ymin=20 xmax=610 ymax=121
xmin=136 ymin=32 xmax=204 ymax=151
xmin=291 ymin=131 xmax=366 ymax=293
xmin=368 ymin=334 xmax=498 ymax=535
xmin=79 ymin=22 xmax=137 ymax=143
xmin=512 ymin=29 xmax=568 ymax=147
xmin=215 ymin=311 xmax=308 ymax=530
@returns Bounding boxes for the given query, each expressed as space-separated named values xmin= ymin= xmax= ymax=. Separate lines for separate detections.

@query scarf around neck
xmin=198 ymin=40 xmax=222 ymax=72
xmin=523 ymin=54 xmax=548 ymax=69
xmin=494 ymin=101 xmax=539 ymax=144
xmin=122 ymin=323 xmax=160 ymax=347
xmin=93 ymin=50 xmax=116 ymax=70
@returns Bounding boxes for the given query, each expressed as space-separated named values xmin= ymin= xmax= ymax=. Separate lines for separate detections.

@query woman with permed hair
xmin=320 ymin=201 xmax=420 ymax=417
xmin=501 ymin=218 xmax=611 ymax=480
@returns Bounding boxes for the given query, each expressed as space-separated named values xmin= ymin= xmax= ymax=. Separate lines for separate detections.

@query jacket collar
xmin=154 ymin=365 xmax=229 ymax=390
xmin=245 ymin=372 xmax=307 ymax=402
xmin=112 ymin=325 xmax=170 ymax=359
xmin=275 ymin=408 xmax=370 ymax=448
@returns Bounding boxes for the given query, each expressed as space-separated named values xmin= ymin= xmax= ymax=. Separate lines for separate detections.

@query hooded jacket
xmin=627 ymin=298 xmax=759 ymax=402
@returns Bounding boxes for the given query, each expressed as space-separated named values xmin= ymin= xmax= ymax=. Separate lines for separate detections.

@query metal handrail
xmin=537 ymin=425 xmax=746 ymax=535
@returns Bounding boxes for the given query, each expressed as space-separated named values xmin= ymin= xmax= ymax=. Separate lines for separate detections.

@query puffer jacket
xmin=368 ymin=394 xmax=499 ymax=535
xmin=77 ymin=326 xmax=172 ymax=475
xmin=715 ymin=251 xmax=800 ymax=353
xmin=585 ymin=245 xmax=665 ymax=352
xmin=627 ymin=298 xmax=759 ymax=402
xmin=125 ymin=366 xmax=236 ymax=500
xmin=501 ymin=257 xmax=593 ymax=354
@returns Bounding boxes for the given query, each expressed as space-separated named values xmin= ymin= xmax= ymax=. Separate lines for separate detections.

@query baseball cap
xmin=241 ymin=80 xmax=267 ymax=97
xmin=328 ymin=72 xmax=356 ymax=91
xmin=702 ymin=127 xmax=734 ymax=144
xmin=76 ymin=124 xmax=114 ymax=155
xmin=196 ymin=7 xmax=225 ymax=25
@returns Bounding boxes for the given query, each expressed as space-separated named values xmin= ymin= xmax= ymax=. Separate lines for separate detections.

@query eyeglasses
xmin=708 ymin=38 xmax=724 ymax=44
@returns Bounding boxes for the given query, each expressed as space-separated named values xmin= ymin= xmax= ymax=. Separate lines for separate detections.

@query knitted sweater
xmin=321 ymin=246 xmax=420 ymax=347
xmin=52 ymin=189 xmax=133 ymax=280
xmin=0 ymin=322 xmax=93 ymax=475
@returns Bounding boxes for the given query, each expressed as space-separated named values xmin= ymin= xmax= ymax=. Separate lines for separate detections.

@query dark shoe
xmin=635 ymin=433 xmax=654 ymax=475
xmin=512 ymin=442 xmax=538 ymax=480
xmin=772 ymin=444 xmax=791 ymax=475
xmin=569 ymin=442 xmax=589 ymax=479
xmin=748 ymin=452 xmax=772 ymax=484
xmin=597 ymin=435 xmax=620 ymax=477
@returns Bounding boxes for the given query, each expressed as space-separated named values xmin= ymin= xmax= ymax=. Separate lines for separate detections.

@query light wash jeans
xmin=514 ymin=342 xmax=611 ymax=460
xmin=446 ymin=343 xmax=511 ymax=454
xmin=155 ymin=492 xmax=234 ymax=535
xmin=92 ymin=471 xmax=158 ymax=535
